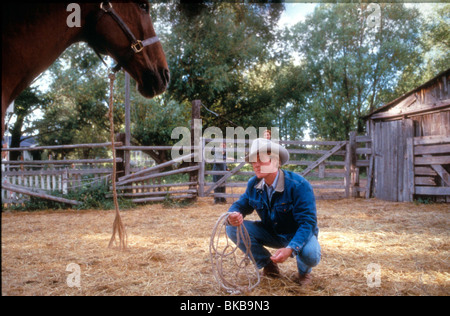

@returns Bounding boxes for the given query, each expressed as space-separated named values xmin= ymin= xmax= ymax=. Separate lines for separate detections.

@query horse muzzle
xmin=137 ymin=67 xmax=170 ymax=98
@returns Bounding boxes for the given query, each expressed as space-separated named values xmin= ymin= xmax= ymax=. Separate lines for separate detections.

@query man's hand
xmin=270 ymin=248 xmax=293 ymax=264
xmin=228 ymin=212 xmax=243 ymax=226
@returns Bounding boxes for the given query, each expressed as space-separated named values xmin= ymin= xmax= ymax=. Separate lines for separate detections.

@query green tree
xmin=291 ymin=3 xmax=424 ymax=140
xmin=421 ymin=4 xmax=450 ymax=79
xmin=7 ymin=87 xmax=47 ymax=160
xmin=154 ymin=2 xmax=284 ymax=130
xmin=129 ymin=94 xmax=191 ymax=163
xmin=34 ymin=43 xmax=114 ymax=159
xmin=388 ymin=4 xmax=449 ymax=98
xmin=271 ymin=62 xmax=310 ymax=140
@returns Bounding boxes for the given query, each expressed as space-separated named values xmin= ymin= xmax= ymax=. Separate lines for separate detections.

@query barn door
xmin=373 ymin=119 xmax=415 ymax=201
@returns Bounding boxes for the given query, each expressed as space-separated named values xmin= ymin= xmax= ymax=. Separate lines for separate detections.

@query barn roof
xmin=365 ymin=68 xmax=450 ymax=120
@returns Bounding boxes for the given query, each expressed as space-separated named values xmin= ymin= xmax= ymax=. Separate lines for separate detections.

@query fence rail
xmin=199 ymin=132 xmax=372 ymax=200
xmin=1 ymin=133 xmax=373 ymax=206
xmin=409 ymin=135 xmax=450 ymax=201
xmin=2 ymin=163 xmax=114 ymax=205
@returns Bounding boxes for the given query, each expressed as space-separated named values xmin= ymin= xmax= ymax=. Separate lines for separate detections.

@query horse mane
xmin=2 ymin=3 xmax=64 ymax=38
xmin=2 ymin=3 xmax=56 ymax=24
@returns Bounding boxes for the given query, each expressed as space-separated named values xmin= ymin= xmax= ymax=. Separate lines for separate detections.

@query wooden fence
xmin=1 ymin=133 xmax=373 ymax=206
xmin=113 ymin=151 xmax=198 ymax=203
xmin=199 ymin=132 xmax=372 ymax=201
xmin=2 ymin=163 xmax=112 ymax=205
xmin=409 ymin=135 xmax=450 ymax=201
xmin=1 ymin=143 xmax=198 ymax=206
xmin=2 ymin=142 xmax=118 ymax=205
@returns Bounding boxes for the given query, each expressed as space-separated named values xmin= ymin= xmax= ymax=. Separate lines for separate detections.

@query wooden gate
xmin=115 ymin=152 xmax=198 ymax=203
xmin=198 ymin=136 xmax=371 ymax=200
xmin=408 ymin=135 xmax=450 ymax=201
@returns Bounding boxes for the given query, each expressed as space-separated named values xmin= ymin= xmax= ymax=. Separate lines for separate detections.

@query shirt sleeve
xmin=227 ymin=177 xmax=256 ymax=217
xmin=287 ymin=180 xmax=318 ymax=253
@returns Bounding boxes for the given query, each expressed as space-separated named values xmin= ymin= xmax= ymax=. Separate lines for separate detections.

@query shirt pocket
xmin=274 ymin=202 xmax=294 ymax=214
xmin=272 ymin=203 xmax=296 ymax=233
xmin=249 ymin=199 xmax=264 ymax=211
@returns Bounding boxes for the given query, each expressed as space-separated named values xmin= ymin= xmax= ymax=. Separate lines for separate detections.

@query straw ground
xmin=1 ymin=196 xmax=449 ymax=296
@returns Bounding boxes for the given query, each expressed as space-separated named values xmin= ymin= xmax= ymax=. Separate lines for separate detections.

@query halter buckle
xmin=131 ymin=40 xmax=144 ymax=53
xmin=100 ymin=2 xmax=113 ymax=12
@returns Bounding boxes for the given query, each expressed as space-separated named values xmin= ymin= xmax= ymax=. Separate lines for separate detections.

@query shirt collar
xmin=255 ymin=169 xmax=284 ymax=193
xmin=263 ymin=170 xmax=279 ymax=190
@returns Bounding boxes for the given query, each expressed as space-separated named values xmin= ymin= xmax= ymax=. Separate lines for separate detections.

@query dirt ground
xmin=1 ymin=195 xmax=449 ymax=296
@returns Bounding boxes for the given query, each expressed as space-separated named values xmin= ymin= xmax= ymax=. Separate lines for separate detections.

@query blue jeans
xmin=226 ymin=221 xmax=321 ymax=275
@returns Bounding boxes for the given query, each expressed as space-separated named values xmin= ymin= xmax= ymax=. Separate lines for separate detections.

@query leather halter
xmin=98 ymin=2 xmax=160 ymax=72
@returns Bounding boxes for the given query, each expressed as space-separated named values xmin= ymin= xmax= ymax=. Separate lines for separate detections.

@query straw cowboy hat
xmin=246 ymin=138 xmax=289 ymax=165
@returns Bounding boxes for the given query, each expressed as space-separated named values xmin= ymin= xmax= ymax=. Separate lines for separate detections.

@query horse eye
xmin=139 ymin=2 xmax=149 ymax=13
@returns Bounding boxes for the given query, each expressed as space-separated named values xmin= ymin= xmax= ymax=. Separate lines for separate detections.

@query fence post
xmin=345 ymin=132 xmax=357 ymax=198
xmin=115 ymin=133 xmax=125 ymax=182
xmin=318 ymin=163 xmax=325 ymax=178
xmin=47 ymin=154 xmax=52 ymax=191
xmin=345 ymin=141 xmax=351 ymax=198
xmin=189 ymin=100 xmax=202 ymax=200
xmin=406 ymin=136 xmax=415 ymax=202
xmin=198 ymin=137 xmax=206 ymax=197
xmin=62 ymin=168 xmax=68 ymax=194
xmin=349 ymin=131 xmax=357 ymax=197
xmin=366 ymin=153 xmax=374 ymax=199
xmin=366 ymin=120 xmax=375 ymax=199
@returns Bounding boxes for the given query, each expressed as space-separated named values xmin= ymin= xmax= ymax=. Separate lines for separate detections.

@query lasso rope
xmin=209 ymin=213 xmax=260 ymax=294
xmin=107 ymin=72 xmax=127 ymax=250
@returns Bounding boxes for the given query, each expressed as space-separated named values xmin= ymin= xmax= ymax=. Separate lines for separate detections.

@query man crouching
xmin=226 ymin=138 xmax=321 ymax=286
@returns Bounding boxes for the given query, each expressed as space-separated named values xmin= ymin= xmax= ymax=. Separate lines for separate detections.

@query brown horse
xmin=2 ymin=1 xmax=169 ymax=137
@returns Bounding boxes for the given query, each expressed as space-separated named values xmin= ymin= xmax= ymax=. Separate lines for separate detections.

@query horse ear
xmin=177 ymin=0 xmax=208 ymax=19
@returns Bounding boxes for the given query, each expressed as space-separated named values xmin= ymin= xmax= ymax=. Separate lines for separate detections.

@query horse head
xmin=1 ymin=1 xmax=170 ymax=137
xmin=84 ymin=1 xmax=169 ymax=98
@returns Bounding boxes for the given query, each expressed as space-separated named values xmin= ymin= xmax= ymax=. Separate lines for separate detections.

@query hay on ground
xmin=1 ymin=196 xmax=449 ymax=296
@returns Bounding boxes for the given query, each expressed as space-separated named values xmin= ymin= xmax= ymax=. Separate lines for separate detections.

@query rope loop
xmin=209 ymin=213 xmax=260 ymax=294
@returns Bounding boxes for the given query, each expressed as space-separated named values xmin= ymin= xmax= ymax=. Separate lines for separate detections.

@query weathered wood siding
xmin=369 ymin=70 xmax=449 ymax=120
xmin=369 ymin=69 xmax=450 ymax=202
xmin=372 ymin=109 xmax=449 ymax=202
xmin=414 ymin=110 xmax=450 ymax=137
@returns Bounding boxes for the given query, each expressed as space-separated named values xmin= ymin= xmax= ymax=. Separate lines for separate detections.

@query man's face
xmin=251 ymin=153 xmax=279 ymax=179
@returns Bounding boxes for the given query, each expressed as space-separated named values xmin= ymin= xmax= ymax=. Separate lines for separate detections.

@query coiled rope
xmin=209 ymin=213 xmax=260 ymax=294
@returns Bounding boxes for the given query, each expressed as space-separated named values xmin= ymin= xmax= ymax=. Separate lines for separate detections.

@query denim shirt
xmin=228 ymin=169 xmax=319 ymax=253
xmin=261 ymin=170 xmax=280 ymax=202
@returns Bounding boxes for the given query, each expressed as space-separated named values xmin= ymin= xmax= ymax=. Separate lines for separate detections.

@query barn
xmin=365 ymin=68 xmax=450 ymax=202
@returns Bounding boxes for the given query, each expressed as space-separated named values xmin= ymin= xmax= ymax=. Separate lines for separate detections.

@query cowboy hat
xmin=246 ymin=138 xmax=289 ymax=165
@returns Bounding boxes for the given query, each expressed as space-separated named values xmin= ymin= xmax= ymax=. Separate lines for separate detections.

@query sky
xmin=279 ymin=3 xmax=317 ymax=28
